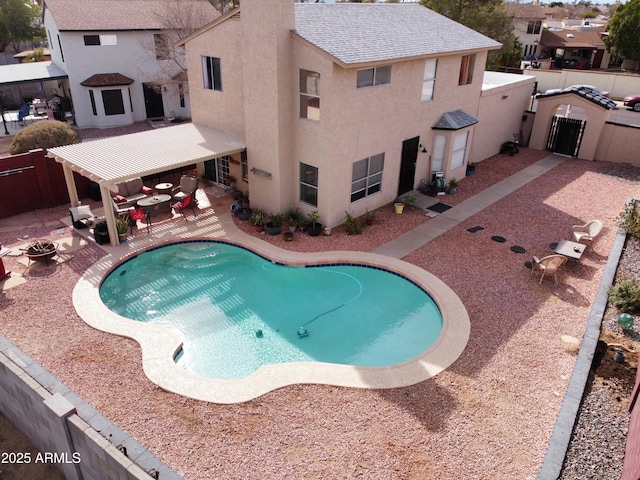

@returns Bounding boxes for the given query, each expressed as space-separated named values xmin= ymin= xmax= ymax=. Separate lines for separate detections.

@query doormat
xmin=427 ymin=202 xmax=452 ymax=213
xmin=467 ymin=226 xmax=484 ymax=233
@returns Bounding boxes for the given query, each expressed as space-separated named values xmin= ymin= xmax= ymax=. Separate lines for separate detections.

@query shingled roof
xmin=540 ymin=29 xmax=605 ymax=49
xmin=80 ymin=73 xmax=134 ymax=87
xmin=432 ymin=110 xmax=479 ymax=130
xmin=537 ymin=86 xmax=617 ymax=110
xmin=43 ymin=0 xmax=219 ymax=31
xmin=293 ymin=4 xmax=502 ymax=66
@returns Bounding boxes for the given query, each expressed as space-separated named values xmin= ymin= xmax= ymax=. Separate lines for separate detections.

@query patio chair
xmin=570 ymin=220 xmax=603 ymax=245
xmin=128 ymin=208 xmax=151 ymax=234
xmin=172 ymin=194 xmax=197 ymax=220
xmin=69 ymin=205 xmax=95 ymax=229
xmin=531 ymin=254 xmax=567 ymax=285
xmin=172 ymin=175 xmax=199 ymax=202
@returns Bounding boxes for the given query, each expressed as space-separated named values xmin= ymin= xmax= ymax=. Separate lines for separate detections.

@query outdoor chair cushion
xmin=69 ymin=205 xmax=94 ymax=229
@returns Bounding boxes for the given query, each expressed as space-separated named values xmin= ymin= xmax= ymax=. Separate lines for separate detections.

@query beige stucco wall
xmin=299 ymin=51 xmax=489 ymax=227
xmin=184 ymin=0 xmax=493 ymax=228
xmin=595 ymin=123 xmax=640 ymax=166
xmin=473 ymin=73 xmax=537 ymax=163
xmin=529 ymin=94 xmax=612 ymax=160
xmin=185 ymin=17 xmax=245 ymax=135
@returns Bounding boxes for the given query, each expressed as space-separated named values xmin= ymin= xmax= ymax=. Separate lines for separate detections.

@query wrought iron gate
xmin=546 ymin=116 xmax=586 ymax=157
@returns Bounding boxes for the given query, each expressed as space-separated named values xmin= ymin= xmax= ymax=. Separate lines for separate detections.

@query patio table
xmin=554 ymin=239 xmax=586 ymax=260
xmin=137 ymin=194 xmax=172 ymax=215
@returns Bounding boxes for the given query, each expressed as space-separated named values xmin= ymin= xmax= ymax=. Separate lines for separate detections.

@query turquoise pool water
xmin=99 ymin=241 xmax=443 ymax=380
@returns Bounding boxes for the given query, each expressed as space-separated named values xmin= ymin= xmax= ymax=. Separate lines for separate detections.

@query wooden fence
xmin=0 ymin=150 xmax=89 ymax=219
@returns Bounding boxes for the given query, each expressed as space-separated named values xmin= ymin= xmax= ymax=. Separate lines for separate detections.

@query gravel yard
xmin=0 ymin=142 xmax=639 ymax=479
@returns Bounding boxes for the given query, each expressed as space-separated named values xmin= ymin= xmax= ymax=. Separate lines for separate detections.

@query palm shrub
xmin=608 ymin=276 xmax=640 ymax=313
xmin=10 ymin=120 xmax=81 ymax=155
xmin=619 ymin=198 xmax=640 ymax=238
xmin=344 ymin=211 xmax=363 ymax=235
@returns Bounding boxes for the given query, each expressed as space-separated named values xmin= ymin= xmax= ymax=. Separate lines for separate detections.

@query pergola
xmin=47 ymin=122 xmax=246 ymax=246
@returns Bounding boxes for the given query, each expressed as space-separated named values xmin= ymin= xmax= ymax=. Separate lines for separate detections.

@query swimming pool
xmin=75 ymin=236 xmax=469 ymax=403
xmin=99 ymin=241 xmax=443 ymax=380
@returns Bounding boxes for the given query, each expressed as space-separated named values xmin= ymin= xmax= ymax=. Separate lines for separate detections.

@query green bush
xmin=344 ymin=211 xmax=363 ymax=235
xmin=608 ymin=276 xmax=640 ymax=313
xmin=619 ymin=199 xmax=640 ymax=238
xmin=10 ymin=120 xmax=81 ymax=155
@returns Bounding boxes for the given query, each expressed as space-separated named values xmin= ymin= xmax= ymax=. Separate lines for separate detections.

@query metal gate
xmin=546 ymin=116 xmax=586 ymax=157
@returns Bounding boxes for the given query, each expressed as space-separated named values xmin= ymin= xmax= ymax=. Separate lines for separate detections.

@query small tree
xmin=10 ymin=120 xmax=81 ymax=155
xmin=0 ymin=0 xmax=45 ymax=53
xmin=604 ymin=0 xmax=640 ymax=71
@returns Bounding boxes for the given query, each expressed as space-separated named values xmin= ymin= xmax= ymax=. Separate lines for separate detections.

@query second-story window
xmin=422 ymin=59 xmax=437 ymax=102
xmin=154 ymin=34 xmax=170 ymax=60
xmin=458 ymin=54 xmax=475 ymax=86
xmin=83 ymin=34 xmax=117 ymax=46
xmin=527 ymin=20 xmax=542 ymax=34
xmin=299 ymin=69 xmax=320 ymax=121
xmin=202 ymin=56 xmax=222 ymax=91
xmin=356 ymin=65 xmax=391 ymax=88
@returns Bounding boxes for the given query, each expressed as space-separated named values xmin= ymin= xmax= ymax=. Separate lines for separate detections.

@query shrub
xmin=344 ymin=211 xmax=363 ymax=235
xmin=608 ymin=276 xmax=640 ymax=313
xmin=619 ymin=198 xmax=640 ymax=238
xmin=10 ymin=120 xmax=81 ymax=155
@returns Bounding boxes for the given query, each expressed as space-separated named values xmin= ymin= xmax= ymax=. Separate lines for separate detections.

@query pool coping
xmin=73 ymin=210 xmax=470 ymax=404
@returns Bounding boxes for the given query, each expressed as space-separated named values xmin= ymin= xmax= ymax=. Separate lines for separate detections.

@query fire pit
xmin=22 ymin=240 xmax=59 ymax=264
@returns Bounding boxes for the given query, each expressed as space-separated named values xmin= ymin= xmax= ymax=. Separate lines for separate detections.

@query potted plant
xmin=266 ymin=212 xmax=283 ymax=235
xmin=394 ymin=202 xmax=405 ymax=214
xmin=404 ymin=194 xmax=417 ymax=208
xmin=235 ymin=199 xmax=252 ymax=221
xmin=250 ymin=209 xmax=264 ymax=232
xmin=448 ymin=178 xmax=459 ymax=194
xmin=115 ymin=217 xmax=128 ymax=243
xmin=365 ymin=209 xmax=377 ymax=226
xmin=307 ymin=210 xmax=323 ymax=236
xmin=285 ymin=209 xmax=300 ymax=233
xmin=466 ymin=162 xmax=477 ymax=176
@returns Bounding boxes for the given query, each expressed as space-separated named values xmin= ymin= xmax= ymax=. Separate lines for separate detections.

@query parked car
xmin=544 ymin=85 xmax=610 ymax=97
xmin=623 ymin=94 xmax=640 ymax=112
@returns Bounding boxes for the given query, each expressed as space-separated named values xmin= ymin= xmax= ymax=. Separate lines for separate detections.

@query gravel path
xmin=0 ymin=148 xmax=639 ymax=479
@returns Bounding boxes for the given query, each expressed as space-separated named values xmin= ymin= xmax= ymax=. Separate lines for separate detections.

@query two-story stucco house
xmin=42 ymin=0 xmax=218 ymax=128
xmin=179 ymin=0 xmax=501 ymax=228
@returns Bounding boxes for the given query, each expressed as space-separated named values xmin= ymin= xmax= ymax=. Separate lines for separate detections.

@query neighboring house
xmin=42 ymin=0 xmax=218 ymax=128
xmin=179 ymin=0 xmax=506 ymax=228
xmin=13 ymin=48 xmax=52 ymax=63
xmin=538 ymin=28 xmax=610 ymax=70
xmin=505 ymin=2 xmax=547 ymax=60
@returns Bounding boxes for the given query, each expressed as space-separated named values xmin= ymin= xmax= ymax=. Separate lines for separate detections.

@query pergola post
xmin=99 ymin=185 xmax=119 ymax=247
xmin=62 ymin=164 xmax=80 ymax=206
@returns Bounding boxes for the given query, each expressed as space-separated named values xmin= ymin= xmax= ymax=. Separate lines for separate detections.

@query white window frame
xmin=451 ymin=131 xmax=469 ymax=169
xmin=299 ymin=163 xmax=318 ymax=207
xmin=351 ymin=153 xmax=384 ymax=202
xmin=357 ymin=66 xmax=391 ymax=89
xmin=203 ymin=56 xmax=222 ymax=91
xmin=431 ymin=135 xmax=446 ymax=172
xmin=458 ymin=54 xmax=475 ymax=86
xmin=83 ymin=34 xmax=117 ymax=46
xmin=299 ymin=69 xmax=320 ymax=121
xmin=422 ymin=59 xmax=437 ymax=102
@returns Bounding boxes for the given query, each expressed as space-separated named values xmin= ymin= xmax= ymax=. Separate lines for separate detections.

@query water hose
xmin=298 ymin=268 xmax=363 ymax=336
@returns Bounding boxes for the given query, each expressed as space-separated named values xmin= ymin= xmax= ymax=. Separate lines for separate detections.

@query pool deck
xmin=71 ymin=189 xmax=471 ymax=403
xmin=0 ymin=151 xmax=629 ymax=479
